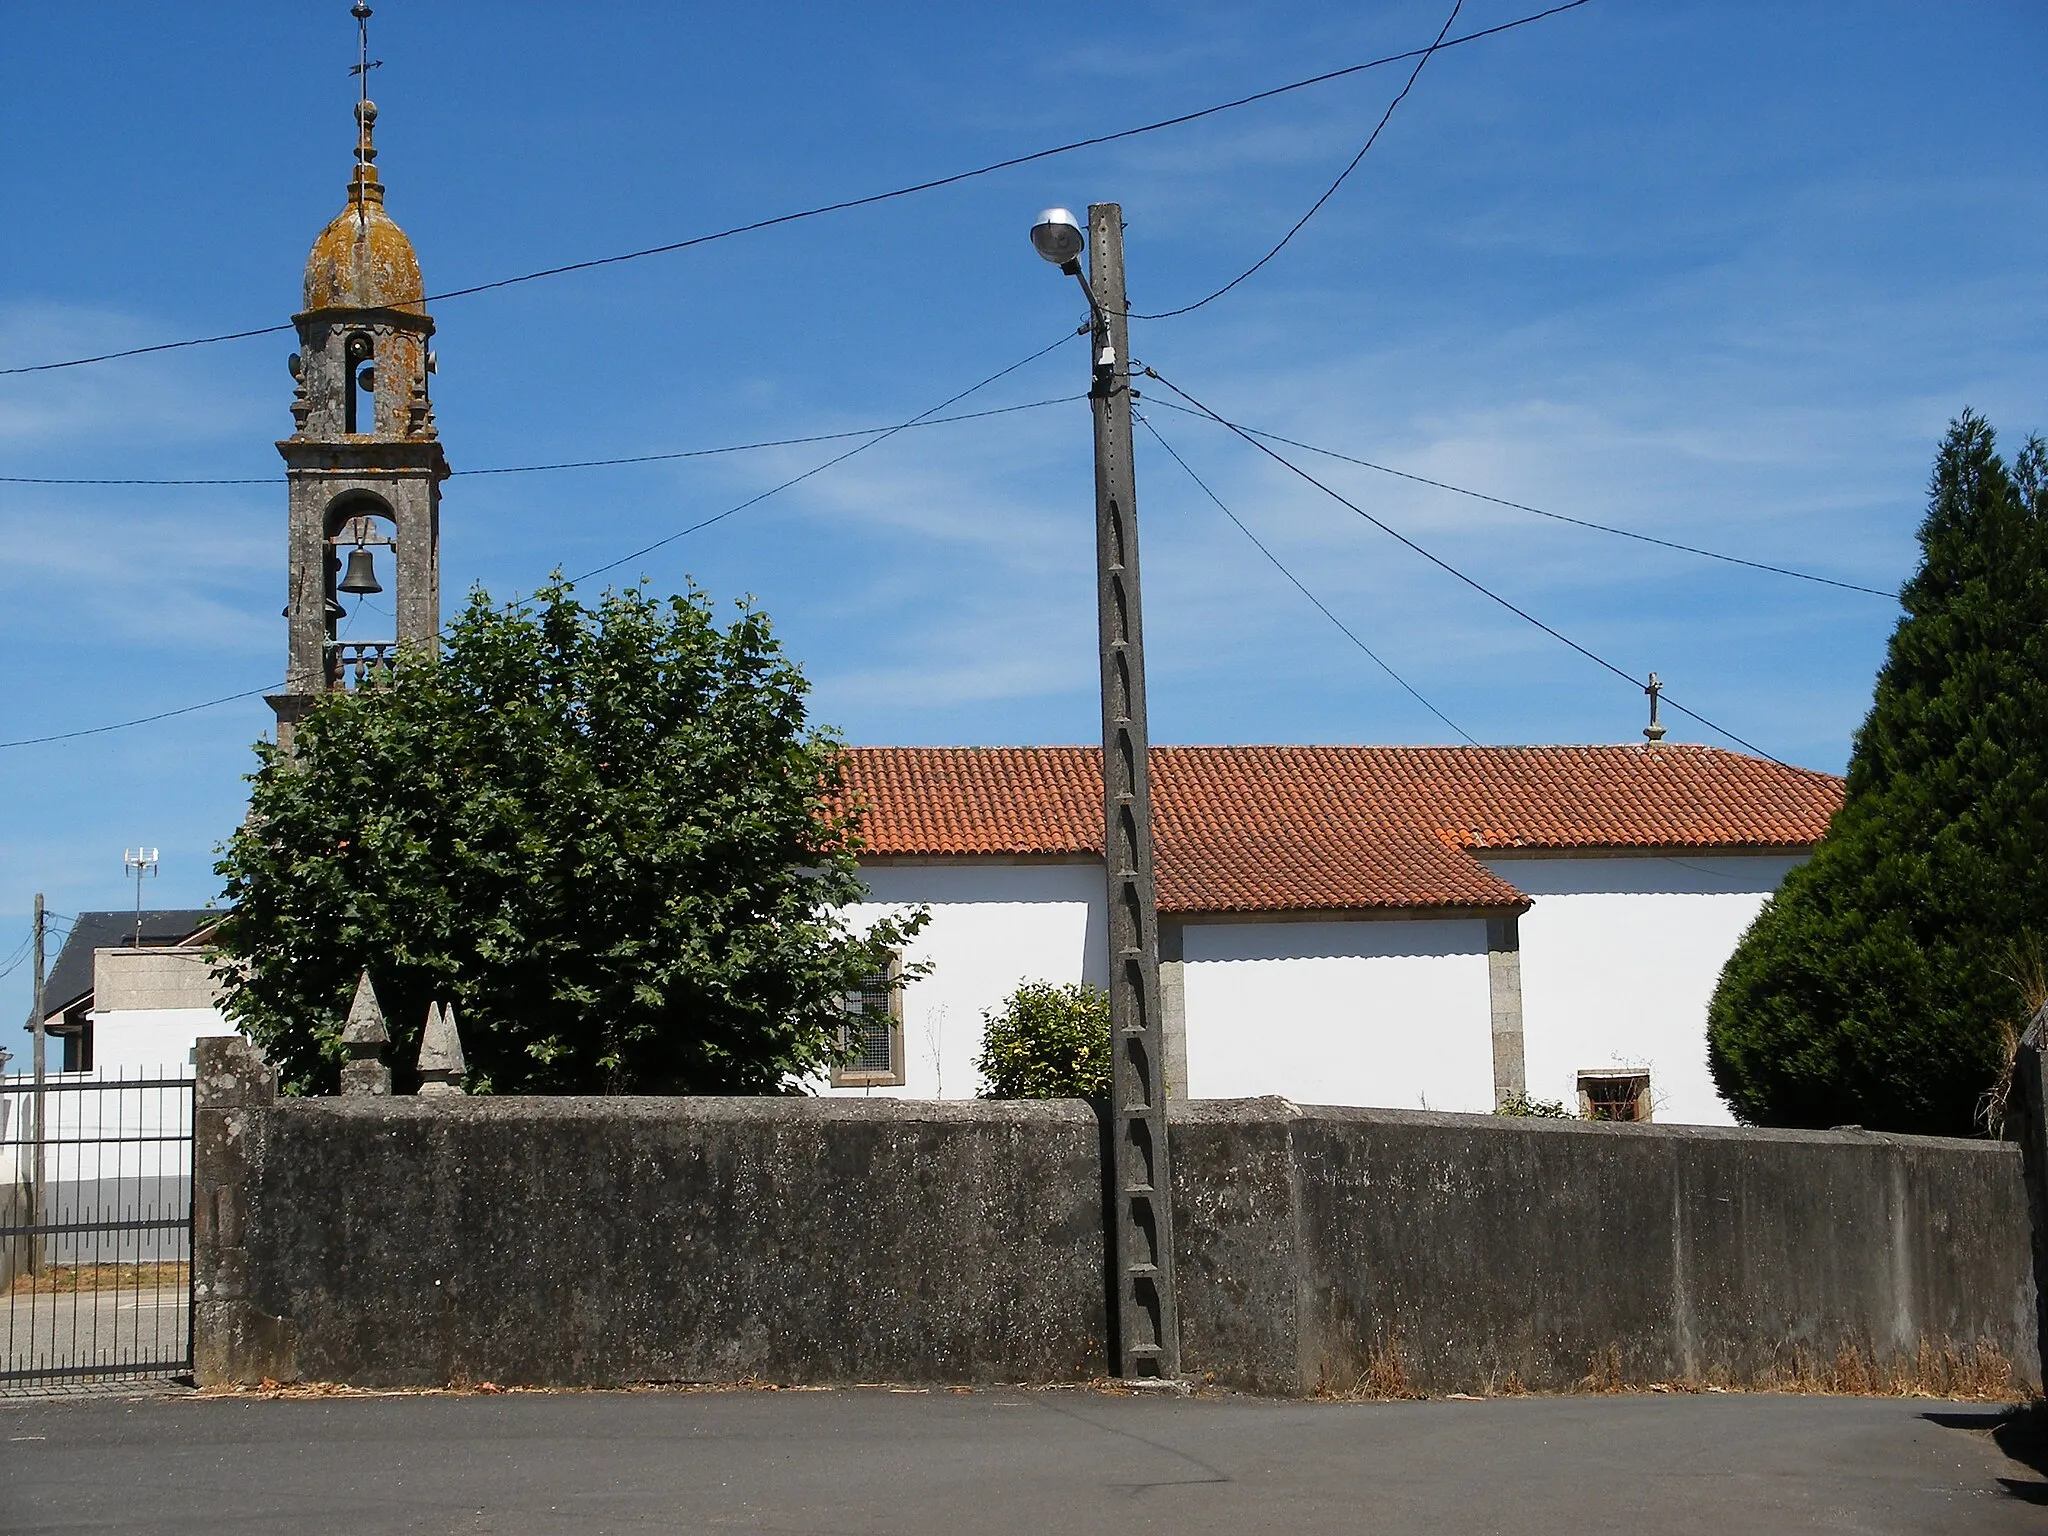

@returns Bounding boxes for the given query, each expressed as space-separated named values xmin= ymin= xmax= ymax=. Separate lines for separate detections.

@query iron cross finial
xmin=350 ymin=3 xmax=383 ymax=96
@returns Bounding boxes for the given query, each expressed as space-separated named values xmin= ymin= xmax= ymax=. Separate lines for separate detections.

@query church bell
xmin=339 ymin=546 xmax=383 ymax=595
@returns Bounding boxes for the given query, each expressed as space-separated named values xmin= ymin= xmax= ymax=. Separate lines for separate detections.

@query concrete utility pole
xmin=29 ymin=893 xmax=45 ymax=1276
xmin=1079 ymin=204 xmax=1180 ymax=1380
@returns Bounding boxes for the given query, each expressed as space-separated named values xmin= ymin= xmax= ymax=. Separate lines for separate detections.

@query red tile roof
xmin=835 ymin=745 xmax=1843 ymax=914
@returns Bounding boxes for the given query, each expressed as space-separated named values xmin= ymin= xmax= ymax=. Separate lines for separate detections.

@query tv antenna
xmin=123 ymin=847 xmax=159 ymax=945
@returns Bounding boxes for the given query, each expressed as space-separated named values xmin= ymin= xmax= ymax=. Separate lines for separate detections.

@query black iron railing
xmin=0 ymin=1069 xmax=194 ymax=1391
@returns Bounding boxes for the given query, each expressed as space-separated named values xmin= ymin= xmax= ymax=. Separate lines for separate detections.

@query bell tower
xmin=269 ymin=35 xmax=448 ymax=752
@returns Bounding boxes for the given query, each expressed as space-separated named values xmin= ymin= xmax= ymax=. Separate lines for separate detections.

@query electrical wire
xmin=0 ymin=685 xmax=284 ymax=750
xmin=1135 ymin=409 xmax=1477 ymax=744
xmin=1131 ymin=0 xmax=1475 ymax=320
xmin=2 ymin=914 xmax=80 ymax=981
xmin=569 ymin=332 xmax=1078 ymax=582
xmin=0 ymin=334 xmax=1081 ymax=747
xmin=1143 ymin=396 xmax=1895 ymax=598
xmin=1141 ymin=364 xmax=1818 ymax=771
xmin=0 ymin=0 xmax=1593 ymax=377
xmin=0 ymin=396 xmax=1082 ymax=486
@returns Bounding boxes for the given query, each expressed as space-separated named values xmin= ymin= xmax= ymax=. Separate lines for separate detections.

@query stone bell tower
xmin=268 ymin=91 xmax=449 ymax=752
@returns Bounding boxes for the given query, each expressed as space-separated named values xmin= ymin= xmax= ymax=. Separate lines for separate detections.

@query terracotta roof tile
xmin=835 ymin=745 xmax=1843 ymax=915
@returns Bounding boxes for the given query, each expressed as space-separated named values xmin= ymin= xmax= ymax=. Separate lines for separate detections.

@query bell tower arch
xmin=269 ymin=89 xmax=449 ymax=751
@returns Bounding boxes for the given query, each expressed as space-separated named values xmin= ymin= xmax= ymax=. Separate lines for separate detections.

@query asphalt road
xmin=1 ymin=1388 xmax=2042 ymax=1534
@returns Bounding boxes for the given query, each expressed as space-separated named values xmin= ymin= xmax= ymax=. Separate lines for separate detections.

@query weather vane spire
xmin=347 ymin=3 xmax=384 ymax=228
xmin=350 ymin=2 xmax=382 ymax=146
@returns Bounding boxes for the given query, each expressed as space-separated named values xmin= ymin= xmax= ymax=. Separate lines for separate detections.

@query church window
xmin=832 ymin=956 xmax=905 ymax=1088
xmin=344 ymin=332 xmax=375 ymax=433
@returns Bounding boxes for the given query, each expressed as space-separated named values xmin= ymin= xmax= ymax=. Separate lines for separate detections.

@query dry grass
xmin=1569 ymin=1337 xmax=2019 ymax=1400
xmin=1315 ymin=1335 xmax=2023 ymax=1402
xmin=1313 ymin=1336 xmax=1423 ymax=1400
xmin=1581 ymin=1345 xmax=1628 ymax=1394
xmin=1750 ymin=1337 xmax=2017 ymax=1399
xmin=8 ymin=1262 xmax=189 ymax=1295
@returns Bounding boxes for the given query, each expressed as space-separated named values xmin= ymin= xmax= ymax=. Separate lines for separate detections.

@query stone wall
xmin=193 ymin=1040 xmax=1107 ymax=1389
xmin=1173 ymin=1099 xmax=2041 ymax=1395
xmin=194 ymin=1041 xmax=2040 ymax=1394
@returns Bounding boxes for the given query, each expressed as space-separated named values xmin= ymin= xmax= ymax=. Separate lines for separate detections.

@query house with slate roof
xmin=24 ymin=910 xmax=227 ymax=1077
xmin=826 ymin=744 xmax=1843 ymax=1124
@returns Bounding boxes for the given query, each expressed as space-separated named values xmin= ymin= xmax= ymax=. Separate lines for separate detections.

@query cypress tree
xmin=1708 ymin=412 xmax=2048 ymax=1135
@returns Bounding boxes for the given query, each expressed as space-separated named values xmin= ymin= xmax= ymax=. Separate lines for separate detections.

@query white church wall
xmin=837 ymin=851 xmax=1804 ymax=1118
xmin=1179 ymin=918 xmax=1495 ymax=1112
xmin=1480 ymin=852 xmax=1806 ymax=1126
xmin=835 ymin=861 xmax=1105 ymax=1099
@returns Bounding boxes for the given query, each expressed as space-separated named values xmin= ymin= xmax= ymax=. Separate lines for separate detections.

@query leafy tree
xmin=214 ymin=579 xmax=922 ymax=1096
xmin=975 ymin=981 xmax=1112 ymax=1099
xmin=1708 ymin=413 xmax=2048 ymax=1134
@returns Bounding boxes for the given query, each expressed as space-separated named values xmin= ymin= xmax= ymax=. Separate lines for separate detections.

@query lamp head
xmin=1030 ymin=208 xmax=1085 ymax=272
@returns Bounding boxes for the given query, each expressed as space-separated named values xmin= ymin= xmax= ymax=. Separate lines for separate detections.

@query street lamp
xmin=1031 ymin=203 xmax=1179 ymax=1383
xmin=1029 ymin=207 xmax=1084 ymax=270
xmin=1032 ymin=209 xmax=1111 ymax=369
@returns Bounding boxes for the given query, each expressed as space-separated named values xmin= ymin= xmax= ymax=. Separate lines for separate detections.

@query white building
xmin=827 ymin=744 xmax=1841 ymax=1124
xmin=2 ymin=911 xmax=227 ymax=1271
xmin=20 ymin=910 xmax=229 ymax=1079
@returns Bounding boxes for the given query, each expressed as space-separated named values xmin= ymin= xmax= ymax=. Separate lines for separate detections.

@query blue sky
xmin=1 ymin=1 xmax=2042 ymax=1019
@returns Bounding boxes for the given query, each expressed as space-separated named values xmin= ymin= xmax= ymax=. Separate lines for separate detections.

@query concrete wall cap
xmin=271 ymin=1094 xmax=1100 ymax=1127
xmin=1272 ymin=1100 xmax=2024 ymax=1154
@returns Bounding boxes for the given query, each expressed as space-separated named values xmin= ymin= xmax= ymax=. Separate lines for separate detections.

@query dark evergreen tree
xmin=1709 ymin=413 xmax=2048 ymax=1134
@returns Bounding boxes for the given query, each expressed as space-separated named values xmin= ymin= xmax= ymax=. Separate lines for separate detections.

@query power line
xmin=1144 ymin=397 xmax=1895 ymax=598
xmin=0 ymin=0 xmax=1593 ymax=378
xmin=0 ymin=396 xmax=1082 ymax=487
xmin=1140 ymin=364 xmax=1814 ymax=770
xmin=0 ymin=684 xmax=284 ymax=750
xmin=1135 ymin=409 xmax=1478 ymax=744
xmin=570 ymin=332 xmax=1077 ymax=582
xmin=468 ymin=397 xmax=1077 ymax=479
xmin=0 ymin=334 xmax=1080 ymax=748
xmin=0 ymin=397 xmax=1082 ymax=486
xmin=1131 ymin=0 xmax=1478 ymax=321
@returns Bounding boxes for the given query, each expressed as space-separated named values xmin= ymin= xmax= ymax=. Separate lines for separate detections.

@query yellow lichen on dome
xmin=303 ymin=199 xmax=423 ymax=314
xmin=301 ymin=101 xmax=425 ymax=315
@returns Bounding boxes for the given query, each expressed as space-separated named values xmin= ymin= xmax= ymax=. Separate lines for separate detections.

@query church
xmin=267 ymin=93 xmax=447 ymax=751
xmin=57 ymin=80 xmax=1843 ymax=1127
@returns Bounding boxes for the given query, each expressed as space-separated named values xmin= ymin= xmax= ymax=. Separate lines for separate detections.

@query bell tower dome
xmin=269 ymin=76 xmax=449 ymax=752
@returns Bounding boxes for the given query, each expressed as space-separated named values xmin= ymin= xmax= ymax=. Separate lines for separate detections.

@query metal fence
xmin=0 ymin=1068 xmax=194 ymax=1391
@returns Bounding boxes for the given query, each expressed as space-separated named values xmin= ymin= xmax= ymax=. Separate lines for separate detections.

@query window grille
xmin=833 ymin=959 xmax=904 ymax=1088
xmin=1577 ymin=1070 xmax=1652 ymax=1123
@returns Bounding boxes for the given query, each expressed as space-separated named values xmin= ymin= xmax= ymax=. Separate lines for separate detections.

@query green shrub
xmin=1494 ymin=1091 xmax=1573 ymax=1119
xmin=974 ymin=981 xmax=1111 ymax=1099
xmin=1708 ymin=413 xmax=2048 ymax=1134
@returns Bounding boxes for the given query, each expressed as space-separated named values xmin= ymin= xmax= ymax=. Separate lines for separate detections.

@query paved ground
xmin=2 ymin=1287 xmax=187 ymax=1385
xmin=0 ymin=1388 xmax=2041 ymax=1533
